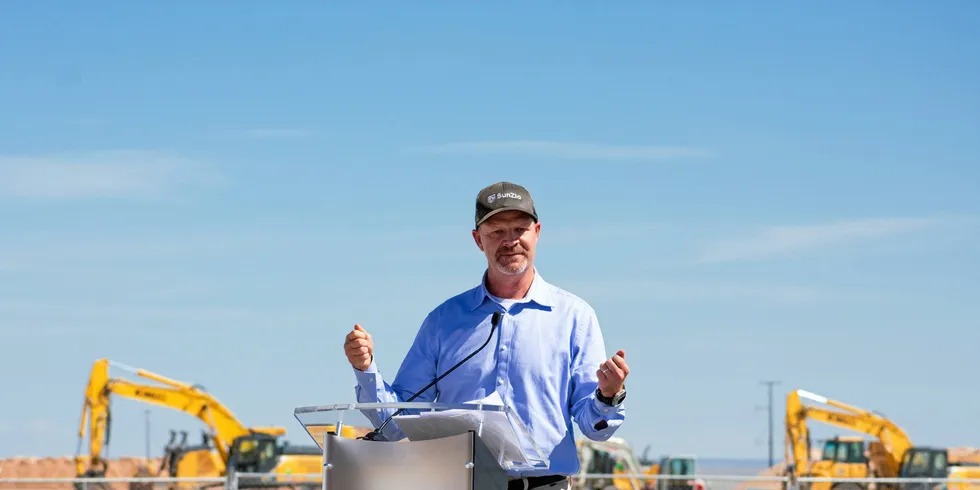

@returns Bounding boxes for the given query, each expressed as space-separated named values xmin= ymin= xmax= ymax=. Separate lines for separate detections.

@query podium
xmin=292 ymin=401 xmax=550 ymax=490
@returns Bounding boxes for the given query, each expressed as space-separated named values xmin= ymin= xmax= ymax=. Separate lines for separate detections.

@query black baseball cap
xmin=474 ymin=181 xmax=538 ymax=228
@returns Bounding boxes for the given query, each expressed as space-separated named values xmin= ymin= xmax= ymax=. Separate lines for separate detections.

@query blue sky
xmin=1 ymin=2 xmax=978 ymax=463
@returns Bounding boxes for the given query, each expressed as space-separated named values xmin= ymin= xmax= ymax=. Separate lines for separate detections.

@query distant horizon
xmin=0 ymin=451 xmax=775 ymax=466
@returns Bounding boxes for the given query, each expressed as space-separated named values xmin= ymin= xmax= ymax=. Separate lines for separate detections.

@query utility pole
xmin=761 ymin=380 xmax=781 ymax=467
xmin=144 ymin=409 xmax=151 ymax=460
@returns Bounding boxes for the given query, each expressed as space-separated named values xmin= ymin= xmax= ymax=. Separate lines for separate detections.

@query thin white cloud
xmin=0 ymin=418 xmax=57 ymax=435
xmin=219 ymin=128 xmax=315 ymax=139
xmin=0 ymin=225 xmax=457 ymax=270
xmin=0 ymin=150 xmax=222 ymax=199
xmin=694 ymin=217 xmax=965 ymax=264
xmin=541 ymin=223 xmax=662 ymax=242
xmin=0 ymin=231 xmax=273 ymax=267
xmin=407 ymin=140 xmax=712 ymax=161
xmin=561 ymin=278 xmax=836 ymax=305
xmin=0 ymin=299 xmax=342 ymax=341
xmin=0 ymin=221 xmax=647 ymax=272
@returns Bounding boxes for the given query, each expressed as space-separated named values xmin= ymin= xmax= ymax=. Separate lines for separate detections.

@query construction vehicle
xmin=158 ymin=429 xmax=223 ymax=481
xmin=784 ymin=388 xmax=912 ymax=490
xmin=896 ymin=447 xmax=980 ymax=490
xmin=573 ymin=439 xmax=702 ymax=490
xmin=574 ymin=437 xmax=647 ymax=489
xmin=784 ymin=389 xmax=980 ymax=490
xmin=74 ymin=358 xmax=353 ymax=490
xmin=645 ymin=455 xmax=699 ymax=490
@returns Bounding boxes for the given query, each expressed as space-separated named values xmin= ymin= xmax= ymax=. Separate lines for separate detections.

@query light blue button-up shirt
xmin=352 ymin=269 xmax=627 ymax=477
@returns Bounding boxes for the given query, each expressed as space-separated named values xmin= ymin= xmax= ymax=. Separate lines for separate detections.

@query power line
xmin=761 ymin=380 xmax=781 ymax=467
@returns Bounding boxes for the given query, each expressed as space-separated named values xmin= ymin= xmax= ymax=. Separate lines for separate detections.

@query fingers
xmin=610 ymin=354 xmax=629 ymax=374
xmin=345 ymin=324 xmax=374 ymax=370
xmin=344 ymin=339 xmax=371 ymax=355
xmin=601 ymin=358 xmax=626 ymax=380
xmin=597 ymin=350 xmax=630 ymax=382
xmin=596 ymin=363 xmax=622 ymax=382
xmin=346 ymin=325 xmax=370 ymax=342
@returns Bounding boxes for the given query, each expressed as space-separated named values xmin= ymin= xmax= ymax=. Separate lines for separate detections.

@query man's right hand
xmin=345 ymin=324 xmax=374 ymax=371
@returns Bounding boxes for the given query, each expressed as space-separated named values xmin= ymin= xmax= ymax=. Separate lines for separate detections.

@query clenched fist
xmin=345 ymin=324 xmax=374 ymax=371
xmin=597 ymin=349 xmax=628 ymax=397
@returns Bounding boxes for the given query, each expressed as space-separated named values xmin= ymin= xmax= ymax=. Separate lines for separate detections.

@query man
xmin=344 ymin=181 xmax=629 ymax=490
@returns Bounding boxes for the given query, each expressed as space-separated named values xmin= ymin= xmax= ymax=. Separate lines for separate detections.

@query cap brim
xmin=475 ymin=207 xmax=537 ymax=227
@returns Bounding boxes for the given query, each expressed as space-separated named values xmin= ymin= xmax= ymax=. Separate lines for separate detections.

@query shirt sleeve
xmin=567 ymin=304 xmax=626 ymax=441
xmin=352 ymin=308 xmax=441 ymax=441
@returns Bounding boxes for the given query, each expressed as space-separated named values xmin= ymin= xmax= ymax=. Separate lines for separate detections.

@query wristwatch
xmin=596 ymin=386 xmax=626 ymax=406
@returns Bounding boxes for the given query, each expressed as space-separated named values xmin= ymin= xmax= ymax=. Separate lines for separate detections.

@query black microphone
xmin=360 ymin=310 xmax=503 ymax=441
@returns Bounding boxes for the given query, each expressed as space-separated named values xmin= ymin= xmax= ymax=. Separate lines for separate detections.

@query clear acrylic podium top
xmin=293 ymin=401 xmax=550 ymax=472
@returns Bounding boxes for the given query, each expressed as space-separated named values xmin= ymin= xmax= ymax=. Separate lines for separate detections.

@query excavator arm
xmin=76 ymin=358 xmax=112 ymax=478
xmin=785 ymin=389 xmax=914 ymax=479
xmin=785 ymin=389 xmax=812 ymax=477
xmin=75 ymin=358 xmax=286 ymax=478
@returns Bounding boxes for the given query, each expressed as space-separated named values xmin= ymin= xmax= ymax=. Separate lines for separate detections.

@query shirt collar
xmin=469 ymin=267 xmax=554 ymax=311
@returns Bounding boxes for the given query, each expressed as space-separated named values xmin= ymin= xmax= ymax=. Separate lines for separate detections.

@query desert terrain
xmin=0 ymin=425 xmax=372 ymax=490
xmin=2 ymin=445 xmax=977 ymax=490
xmin=0 ymin=456 xmax=162 ymax=490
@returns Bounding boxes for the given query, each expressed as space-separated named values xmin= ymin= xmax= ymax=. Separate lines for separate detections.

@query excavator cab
xmin=898 ymin=447 xmax=980 ymax=490
xmin=225 ymin=433 xmax=321 ymax=490
xmin=806 ymin=437 xmax=888 ymax=490
xmin=898 ymin=448 xmax=948 ymax=490
xmin=820 ymin=437 xmax=868 ymax=464
xmin=652 ymin=456 xmax=697 ymax=490
xmin=227 ymin=433 xmax=281 ymax=475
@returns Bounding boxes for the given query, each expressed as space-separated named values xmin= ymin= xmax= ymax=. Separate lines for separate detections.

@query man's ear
xmin=471 ymin=229 xmax=485 ymax=251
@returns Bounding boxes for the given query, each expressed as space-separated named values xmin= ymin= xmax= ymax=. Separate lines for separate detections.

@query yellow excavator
xmin=574 ymin=437 xmax=647 ymax=489
xmin=643 ymin=455 xmax=699 ymax=490
xmin=784 ymin=389 xmax=980 ymax=490
xmin=784 ymin=388 xmax=912 ymax=490
xmin=573 ymin=439 xmax=702 ymax=490
xmin=74 ymin=358 xmax=354 ymax=490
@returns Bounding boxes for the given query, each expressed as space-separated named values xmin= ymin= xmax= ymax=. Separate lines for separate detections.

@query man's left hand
xmin=597 ymin=349 xmax=628 ymax=397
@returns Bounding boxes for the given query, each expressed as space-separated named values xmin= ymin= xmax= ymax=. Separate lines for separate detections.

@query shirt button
xmin=497 ymin=378 xmax=503 ymax=385
xmin=501 ymin=345 xmax=507 ymax=351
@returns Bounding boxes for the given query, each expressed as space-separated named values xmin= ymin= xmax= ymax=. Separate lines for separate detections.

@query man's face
xmin=472 ymin=210 xmax=540 ymax=276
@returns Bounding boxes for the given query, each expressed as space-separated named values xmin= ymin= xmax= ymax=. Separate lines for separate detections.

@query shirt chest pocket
xmin=511 ymin=333 xmax=570 ymax=390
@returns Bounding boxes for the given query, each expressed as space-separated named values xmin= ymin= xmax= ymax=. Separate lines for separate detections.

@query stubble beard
xmin=493 ymin=253 xmax=528 ymax=276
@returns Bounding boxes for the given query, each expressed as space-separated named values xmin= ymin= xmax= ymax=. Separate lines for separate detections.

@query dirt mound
xmin=0 ymin=456 xmax=162 ymax=490
xmin=0 ymin=429 xmax=372 ymax=488
xmin=730 ymin=461 xmax=787 ymax=490
xmin=951 ymin=447 xmax=980 ymax=464
xmin=0 ymin=456 xmax=160 ymax=479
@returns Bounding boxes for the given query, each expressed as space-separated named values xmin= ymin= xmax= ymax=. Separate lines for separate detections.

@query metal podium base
xmin=322 ymin=429 xmax=509 ymax=490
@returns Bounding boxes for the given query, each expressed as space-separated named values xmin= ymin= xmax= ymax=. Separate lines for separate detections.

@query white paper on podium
xmin=391 ymin=392 xmax=528 ymax=465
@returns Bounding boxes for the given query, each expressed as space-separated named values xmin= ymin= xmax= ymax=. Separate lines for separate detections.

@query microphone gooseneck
xmin=360 ymin=310 xmax=503 ymax=441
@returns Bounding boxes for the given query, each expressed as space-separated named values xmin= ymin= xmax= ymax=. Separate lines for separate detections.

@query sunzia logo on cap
xmin=488 ymin=192 xmax=522 ymax=204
